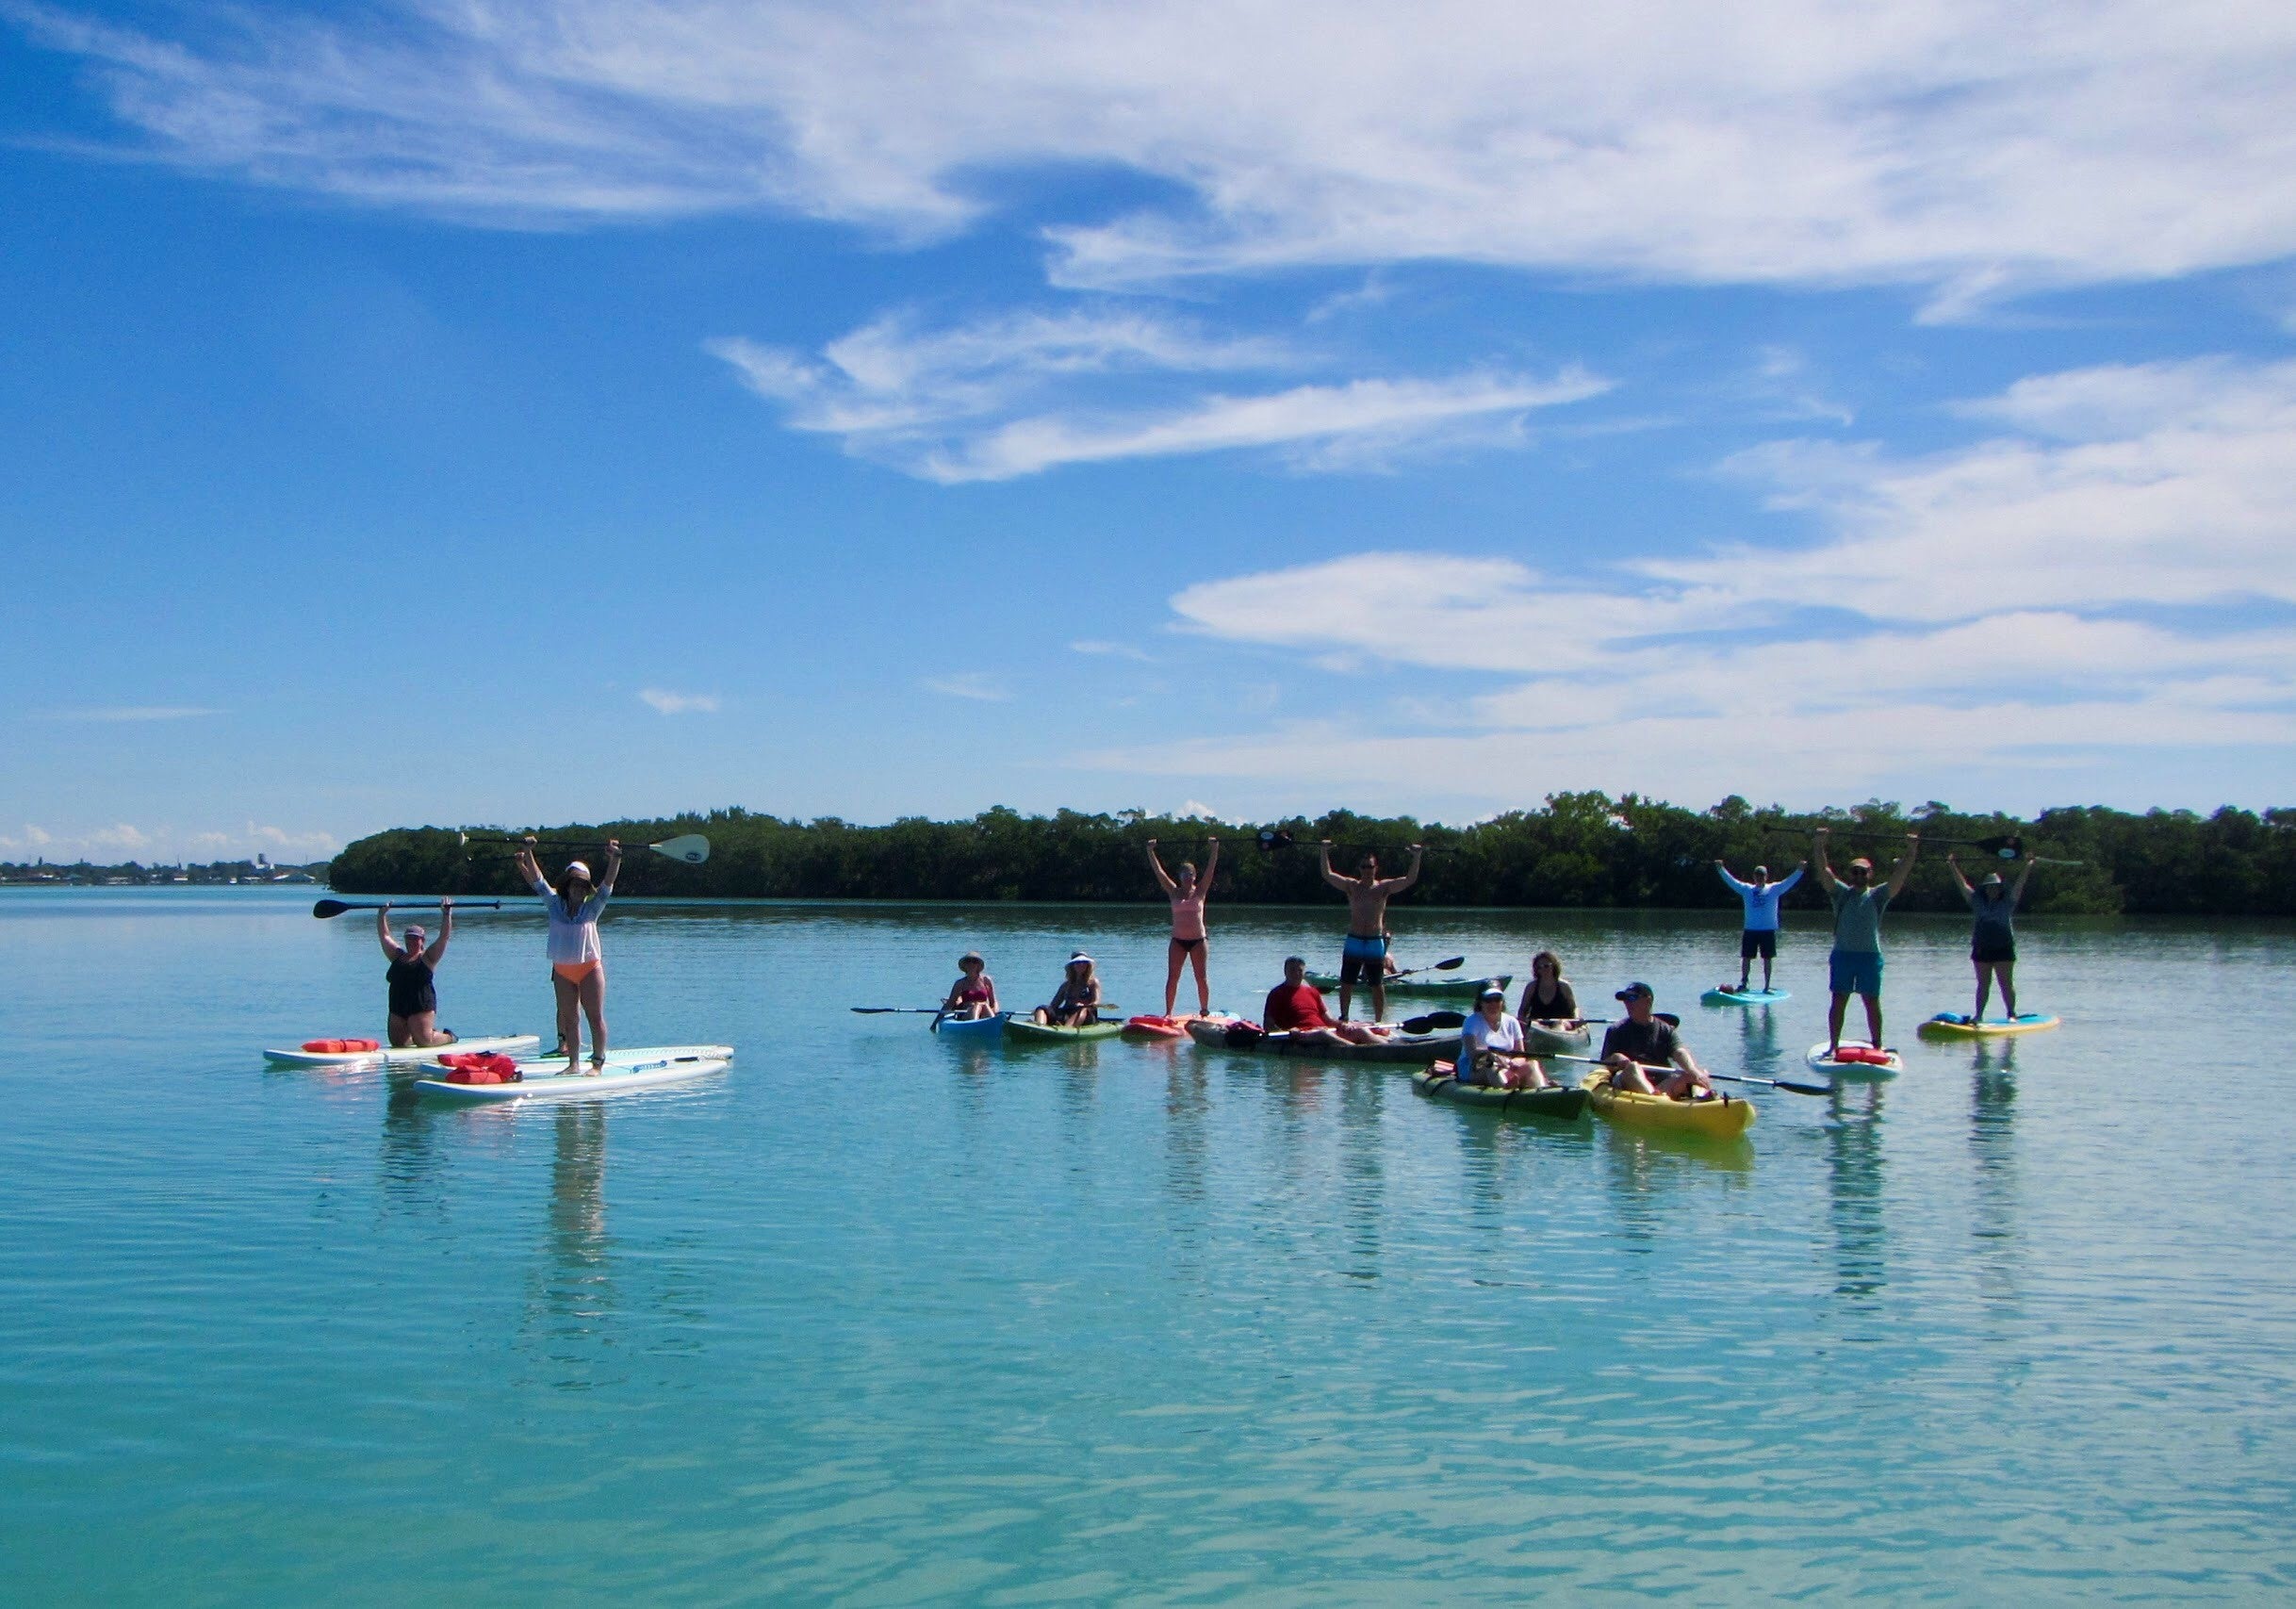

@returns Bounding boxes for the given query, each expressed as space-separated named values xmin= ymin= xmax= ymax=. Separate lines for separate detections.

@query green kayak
xmin=1413 ymin=1067 xmax=1589 ymax=1120
xmin=1004 ymin=1017 xmax=1123 ymax=1043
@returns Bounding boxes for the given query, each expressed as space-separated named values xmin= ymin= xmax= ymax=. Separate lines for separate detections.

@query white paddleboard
xmin=411 ymin=1045 xmax=733 ymax=1103
xmin=1807 ymin=1039 xmax=1903 ymax=1077
xmin=264 ymin=1034 xmax=539 ymax=1068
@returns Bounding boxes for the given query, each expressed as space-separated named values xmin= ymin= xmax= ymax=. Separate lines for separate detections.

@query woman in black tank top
xmin=378 ymin=901 xmax=456 ymax=1048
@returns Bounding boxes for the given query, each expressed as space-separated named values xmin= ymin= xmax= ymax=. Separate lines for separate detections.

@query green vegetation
xmin=327 ymin=796 xmax=2296 ymax=916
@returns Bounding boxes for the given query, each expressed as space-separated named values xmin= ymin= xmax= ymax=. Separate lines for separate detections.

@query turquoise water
xmin=5 ymin=887 xmax=2294 ymax=1603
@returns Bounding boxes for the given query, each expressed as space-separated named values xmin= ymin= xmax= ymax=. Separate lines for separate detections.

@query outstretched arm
xmin=1145 ymin=839 xmax=1177 ymax=895
xmin=1812 ymin=829 xmax=1842 ymax=892
xmin=1381 ymin=845 xmax=1425 ymax=894
xmin=424 ymin=899 xmax=452 ymax=967
xmin=516 ymin=841 xmax=549 ymax=895
xmin=1945 ymin=853 xmax=1973 ymax=898
xmin=1774 ymin=862 xmax=1805 ymax=895
xmin=1714 ymin=862 xmax=1751 ymax=895
xmin=376 ymin=904 xmax=406 ymax=962
xmin=1319 ymin=841 xmax=1352 ymax=892
xmin=2011 ymin=857 xmax=2036 ymax=905
xmin=1886 ymin=833 xmax=1921 ymax=897
xmin=599 ymin=840 xmax=622 ymax=895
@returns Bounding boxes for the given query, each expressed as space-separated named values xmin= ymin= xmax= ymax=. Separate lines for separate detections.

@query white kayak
xmin=264 ymin=1034 xmax=539 ymax=1068
xmin=1807 ymin=1040 xmax=1903 ymax=1077
xmin=410 ymin=1044 xmax=734 ymax=1103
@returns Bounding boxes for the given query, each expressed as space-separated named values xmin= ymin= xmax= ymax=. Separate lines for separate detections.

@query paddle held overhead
xmin=314 ymin=899 xmax=502 ymax=920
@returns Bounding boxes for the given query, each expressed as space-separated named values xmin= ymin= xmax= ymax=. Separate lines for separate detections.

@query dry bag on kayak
xmin=303 ymin=1038 xmax=382 ymax=1053
xmin=438 ymin=1052 xmax=520 ymax=1084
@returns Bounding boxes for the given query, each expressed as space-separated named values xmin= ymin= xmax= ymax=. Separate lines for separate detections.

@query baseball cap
xmin=1614 ymin=980 xmax=1654 ymax=1001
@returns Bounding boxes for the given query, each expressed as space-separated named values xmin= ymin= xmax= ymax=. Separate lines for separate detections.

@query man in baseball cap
xmin=1812 ymin=827 xmax=1920 ymax=1059
xmin=1599 ymin=982 xmax=1713 ymax=1098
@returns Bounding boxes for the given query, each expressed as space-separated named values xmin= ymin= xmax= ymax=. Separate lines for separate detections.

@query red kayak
xmin=1123 ymin=1015 xmax=1194 ymax=1039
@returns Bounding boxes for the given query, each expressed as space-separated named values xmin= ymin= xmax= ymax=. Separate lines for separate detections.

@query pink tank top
xmin=1170 ymin=888 xmax=1207 ymax=942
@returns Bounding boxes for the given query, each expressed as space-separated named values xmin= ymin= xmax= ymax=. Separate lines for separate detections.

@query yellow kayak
xmin=1919 ymin=1012 xmax=2060 ymax=1039
xmin=1584 ymin=1066 xmax=1755 ymax=1138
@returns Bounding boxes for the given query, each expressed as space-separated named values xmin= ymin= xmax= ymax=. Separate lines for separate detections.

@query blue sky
xmin=3 ymin=1 xmax=2293 ymax=863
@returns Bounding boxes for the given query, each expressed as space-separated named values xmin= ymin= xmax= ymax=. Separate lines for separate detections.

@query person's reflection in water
xmin=1824 ymin=1082 xmax=1888 ymax=1302
xmin=541 ymin=1104 xmax=613 ymax=1335
xmin=1338 ymin=1071 xmax=1386 ymax=1279
xmin=378 ymin=1082 xmax=447 ymax=1219
xmin=1969 ymin=1042 xmax=2023 ymax=1313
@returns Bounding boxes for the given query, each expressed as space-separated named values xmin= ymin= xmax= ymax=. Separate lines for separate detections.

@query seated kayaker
xmin=1033 ymin=952 xmax=1104 ymax=1026
xmin=1457 ymin=986 xmax=1552 ymax=1090
xmin=941 ymin=952 xmax=999 ymax=1020
xmin=1599 ymin=981 xmax=1715 ymax=1100
xmin=1263 ymin=957 xmax=1387 ymax=1046
xmin=1515 ymin=948 xmax=1581 ymax=1030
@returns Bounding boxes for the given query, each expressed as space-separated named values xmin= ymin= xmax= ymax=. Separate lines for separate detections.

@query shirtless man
xmin=1319 ymin=840 xmax=1424 ymax=1023
xmin=377 ymin=899 xmax=455 ymax=1048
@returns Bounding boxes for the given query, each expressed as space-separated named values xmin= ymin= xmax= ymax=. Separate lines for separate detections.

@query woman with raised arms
xmin=515 ymin=836 xmax=620 ymax=1071
xmin=1146 ymin=836 xmax=1219 ymax=1018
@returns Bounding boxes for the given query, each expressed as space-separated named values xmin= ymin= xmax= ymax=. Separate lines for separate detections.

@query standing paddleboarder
xmin=1947 ymin=853 xmax=2037 ymax=1022
xmin=1319 ymin=841 xmax=1423 ymax=1023
xmin=1812 ymin=828 xmax=1918 ymax=1059
xmin=1146 ymin=835 xmax=1219 ymax=1018
xmin=377 ymin=899 xmax=456 ymax=1048
xmin=516 ymin=837 xmax=620 ymax=1071
xmin=1713 ymin=858 xmax=1804 ymax=993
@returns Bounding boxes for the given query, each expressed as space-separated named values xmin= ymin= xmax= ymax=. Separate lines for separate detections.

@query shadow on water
xmin=1824 ymin=1080 xmax=1889 ymax=1303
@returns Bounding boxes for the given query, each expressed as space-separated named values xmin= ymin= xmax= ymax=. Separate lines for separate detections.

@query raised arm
xmin=516 ymin=840 xmax=549 ymax=895
xmin=1812 ymin=829 xmax=1842 ymax=892
xmin=2010 ymin=857 xmax=2037 ymax=905
xmin=1714 ymin=861 xmax=1751 ymax=895
xmin=1886 ymin=832 xmax=1921 ymax=897
xmin=1319 ymin=841 xmax=1352 ymax=892
xmin=1201 ymin=836 xmax=1220 ymax=887
xmin=1145 ymin=838 xmax=1177 ymax=895
xmin=1381 ymin=845 xmax=1425 ymax=894
xmin=376 ymin=903 xmax=407 ymax=962
xmin=1774 ymin=862 xmax=1805 ymax=895
xmin=599 ymin=840 xmax=622 ymax=895
xmin=424 ymin=898 xmax=452 ymax=967
xmin=1945 ymin=852 xmax=1973 ymax=898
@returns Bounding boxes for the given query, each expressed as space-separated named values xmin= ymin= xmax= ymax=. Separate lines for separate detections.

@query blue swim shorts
xmin=1829 ymin=948 xmax=1883 ymax=996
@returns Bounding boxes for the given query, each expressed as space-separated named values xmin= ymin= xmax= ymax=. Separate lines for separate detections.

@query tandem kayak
xmin=1807 ymin=1041 xmax=1903 ymax=1077
xmin=1305 ymin=972 xmax=1511 ymax=999
xmin=1522 ymin=1019 xmax=1592 ymax=1056
xmin=1414 ymin=1065 xmax=1589 ymax=1120
xmin=1183 ymin=1017 xmax=1463 ymax=1063
xmin=932 ymin=1012 xmax=1006 ymax=1040
xmin=1918 ymin=1012 xmax=2060 ymax=1039
xmin=1005 ymin=1017 xmax=1123 ymax=1043
xmin=410 ymin=1046 xmax=732 ymax=1103
xmin=264 ymin=1034 xmax=539 ymax=1068
xmin=1702 ymin=987 xmax=1789 ymax=1007
xmin=1584 ymin=1066 xmax=1755 ymax=1137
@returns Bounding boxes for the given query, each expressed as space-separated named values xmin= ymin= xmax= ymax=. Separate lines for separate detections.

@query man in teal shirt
xmin=1812 ymin=828 xmax=1919 ymax=1058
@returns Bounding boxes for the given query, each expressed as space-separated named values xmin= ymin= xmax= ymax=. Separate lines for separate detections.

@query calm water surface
xmin=4 ymin=887 xmax=2293 ymax=1603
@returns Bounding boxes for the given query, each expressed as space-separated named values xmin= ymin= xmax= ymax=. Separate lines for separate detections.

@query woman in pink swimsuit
xmin=1146 ymin=836 xmax=1219 ymax=1017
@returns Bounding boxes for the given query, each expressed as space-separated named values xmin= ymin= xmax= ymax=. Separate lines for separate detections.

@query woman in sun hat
xmin=941 ymin=952 xmax=1000 ymax=1021
xmin=1947 ymin=852 xmax=2038 ymax=1023
xmin=1033 ymin=951 xmax=1104 ymax=1026
xmin=515 ymin=837 xmax=621 ymax=1070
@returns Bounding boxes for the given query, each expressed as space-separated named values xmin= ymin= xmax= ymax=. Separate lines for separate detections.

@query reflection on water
xmin=1968 ymin=1041 xmax=2023 ymax=1318
xmin=1825 ymin=1081 xmax=1889 ymax=1303
xmin=528 ymin=1103 xmax=613 ymax=1356
xmin=1337 ymin=1073 xmax=1386 ymax=1279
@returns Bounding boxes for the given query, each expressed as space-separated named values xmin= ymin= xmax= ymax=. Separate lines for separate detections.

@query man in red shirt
xmin=1262 ymin=957 xmax=1388 ymax=1046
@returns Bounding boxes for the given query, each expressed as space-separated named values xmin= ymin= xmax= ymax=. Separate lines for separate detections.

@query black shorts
xmin=1739 ymin=929 xmax=1778 ymax=961
xmin=1972 ymin=936 xmax=2016 ymax=963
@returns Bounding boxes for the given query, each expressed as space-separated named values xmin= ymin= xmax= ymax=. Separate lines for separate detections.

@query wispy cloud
xmin=1071 ymin=640 xmax=1154 ymax=662
xmin=0 ymin=820 xmax=338 ymax=860
xmin=1105 ymin=354 xmax=2296 ymax=805
xmin=32 ymin=706 xmax=222 ymax=722
xmin=23 ymin=3 xmax=2296 ymax=305
xmin=638 ymin=687 xmax=720 ymax=714
xmin=921 ymin=672 xmax=1009 ymax=701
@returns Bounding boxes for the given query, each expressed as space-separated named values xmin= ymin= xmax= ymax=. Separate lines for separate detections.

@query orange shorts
xmin=552 ymin=960 xmax=601 ymax=984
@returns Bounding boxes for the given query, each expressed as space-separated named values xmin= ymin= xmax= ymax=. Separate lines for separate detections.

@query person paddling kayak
xmin=377 ymin=899 xmax=456 ymax=1048
xmin=1034 ymin=952 xmax=1104 ymax=1026
xmin=1812 ymin=827 xmax=1917 ymax=1059
xmin=515 ymin=837 xmax=619 ymax=1071
xmin=1459 ymin=985 xmax=1552 ymax=1090
xmin=940 ymin=952 xmax=999 ymax=1021
xmin=1319 ymin=841 xmax=1424 ymax=1022
xmin=1146 ymin=836 xmax=1219 ymax=1017
xmin=1599 ymin=981 xmax=1714 ymax=1099
xmin=1515 ymin=949 xmax=1581 ymax=1031
xmin=1262 ymin=957 xmax=1389 ymax=1048
xmin=1714 ymin=858 xmax=1804 ymax=993
xmin=1947 ymin=853 xmax=2037 ymax=1022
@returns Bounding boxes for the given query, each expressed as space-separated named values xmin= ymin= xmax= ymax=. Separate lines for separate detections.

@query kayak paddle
xmin=314 ymin=899 xmax=501 ymax=919
xmin=1387 ymin=956 xmax=1468 ymax=980
xmin=1550 ymin=1052 xmax=1832 ymax=1097
xmin=1770 ymin=826 xmax=2027 ymax=860
xmin=462 ymin=832 xmax=712 ymax=865
xmin=850 ymin=1007 xmax=954 ymax=1014
xmin=1400 ymin=1010 xmax=1468 ymax=1033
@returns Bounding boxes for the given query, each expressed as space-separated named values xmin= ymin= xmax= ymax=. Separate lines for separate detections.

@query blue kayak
xmin=933 ymin=1012 xmax=1005 ymax=1040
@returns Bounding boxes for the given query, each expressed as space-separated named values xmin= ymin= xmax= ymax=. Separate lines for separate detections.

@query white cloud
xmin=0 ymin=820 xmax=340 ymax=861
xmin=1071 ymin=640 xmax=1154 ymax=662
xmin=24 ymin=3 xmax=2296 ymax=304
xmin=921 ymin=672 xmax=1009 ymax=701
xmin=713 ymin=308 xmax=1603 ymax=480
xmin=32 ymin=706 xmax=222 ymax=722
xmin=1107 ymin=354 xmax=2296 ymax=805
xmin=638 ymin=687 xmax=720 ymax=714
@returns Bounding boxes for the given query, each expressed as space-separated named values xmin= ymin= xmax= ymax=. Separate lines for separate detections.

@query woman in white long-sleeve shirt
xmin=515 ymin=837 xmax=620 ymax=1070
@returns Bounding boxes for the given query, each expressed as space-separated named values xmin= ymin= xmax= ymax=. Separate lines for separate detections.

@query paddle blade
xmin=312 ymin=899 xmax=353 ymax=919
xmin=1402 ymin=1010 xmax=1468 ymax=1033
xmin=1431 ymin=956 xmax=1467 ymax=971
xmin=649 ymin=834 xmax=711 ymax=864
xmin=1775 ymin=1077 xmax=1836 ymax=1096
